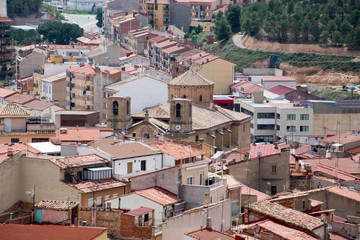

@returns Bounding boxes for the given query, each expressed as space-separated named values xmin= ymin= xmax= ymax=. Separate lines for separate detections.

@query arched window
xmin=113 ymin=101 xmax=118 ymax=115
xmin=176 ymin=103 xmax=181 ymax=117
xmin=126 ymin=101 xmax=130 ymax=114
xmin=199 ymin=95 xmax=203 ymax=102
xmin=183 ymin=95 xmax=186 ymax=99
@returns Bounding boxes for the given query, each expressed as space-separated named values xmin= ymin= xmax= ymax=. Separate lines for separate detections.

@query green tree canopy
xmin=37 ymin=20 xmax=84 ymax=44
xmin=214 ymin=11 xmax=232 ymax=41
xmin=96 ymin=9 xmax=103 ymax=28
xmin=225 ymin=3 xmax=241 ymax=33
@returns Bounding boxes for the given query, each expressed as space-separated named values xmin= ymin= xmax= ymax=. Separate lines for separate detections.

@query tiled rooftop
xmin=135 ymin=187 xmax=181 ymax=206
xmin=301 ymin=157 xmax=360 ymax=175
xmin=314 ymin=163 xmax=357 ymax=182
xmin=326 ymin=186 xmax=360 ymax=202
xmin=168 ymin=69 xmax=213 ymax=86
xmin=262 ymin=76 xmax=296 ymax=81
xmin=0 ymin=13 xmax=12 ymax=22
xmin=267 ymin=84 xmax=296 ymax=95
xmin=0 ymin=87 xmax=16 ymax=98
xmin=125 ymin=206 xmax=153 ymax=216
xmin=67 ymin=64 xmax=96 ymax=75
xmin=0 ymin=224 xmax=106 ymax=240
xmin=56 ymin=128 xmax=113 ymax=142
xmin=148 ymin=141 xmax=206 ymax=159
xmin=5 ymin=93 xmax=35 ymax=105
xmin=322 ymin=131 xmax=360 ymax=145
xmin=35 ymin=200 xmax=78 ymax=210
xmin=50 ymin=154 xmax=108 ymax=169
xmin=249 ymin=201 xmax=324 ymax=232
xmin=0 ymin=103 xmax=29 ymax=117
xmin=69 ymin=179 xmax=126 ymax=193
xmin=185 ymin=228 xmax=235 ymax=240
xmin=240 ymin=219 xmax=317 ymax=240
xmin=92 ymin=140 xmax=158 ymax=159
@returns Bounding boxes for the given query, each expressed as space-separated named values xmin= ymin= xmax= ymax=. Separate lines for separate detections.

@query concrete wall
xmin=243 ymin=68 xmax=283 ymax=77
xmin=228 ymin=159 xmax=260 ymax=190
xmin=78 ymin=208 xmax=121 ymax=237
xmin=162 ymin=200 xmax=231 ymax=240
xmin=0 ymin=153 xmax=81 ymax=212
xmin=18 ymin=52 xmax=46 ymax=79
xmin=0 ymin=0 xmax=7 ymax=16
xmin=170 ymin=2 xmax=191 ymax=33
xmin=129 ymin=166 xmax=179 ymax=195
xmin=332 ymin=220 xmax=360 ymax=240
xmin=41 ymin=209 xmax=69 ymax=223
xmin=197 ymin=58 xmax=234 ymax=95
xmin=313 ymin=113 xmax=360 ymax=136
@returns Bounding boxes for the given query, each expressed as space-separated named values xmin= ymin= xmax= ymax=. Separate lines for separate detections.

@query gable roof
xmin=5 ymin=93 xmax=35 ymax=105
xmin=0 ymin=103 xmax=29 ymax=117
xmin=185 ymin=228 xmax=235 ymax=240
xmin=135 ymin=187 xmax=182 ymax=206
xmin=326 ymin=186 xmax=360 ymax=202
xmin=148 ymin=141 xmax=206 ymax=159
xmin=49 ymin=154 xmax=108 ymax=169
xmin=249 ymin=201 xmax=324 ymax=232
xmin=267 ymin=84 xmax=296 ymax=95
xmin=168 ymin=70 xmax=214 ymax=86
xmin=67 ymin=64 xmax=96 ymax=75
xmin=35 ymin=200 xmax=78 ymax=210
xmin=125 ymin=206 xmax=153 ymax=216
xmin=92 ymin=140 xmax=158 ymax=159
xmin=0 ymin=224 xmax=106 ymax=240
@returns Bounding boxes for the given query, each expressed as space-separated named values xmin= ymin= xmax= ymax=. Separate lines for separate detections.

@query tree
xmin=310 ymin=22 xmax=320 ymax=41
xmin=225 ymin=3 xmax=241 ymax=33
xmin=38 ymin=20 xmax=84 ymax=44
xmin=302 ymin=19 xmax=311 ymax=41
xmin=96 ymin=9 xmax=103 ymax=28
xmin=320 ymin=30 xmax=329 ymax=44
xmin=332 ymin=30 xmax=344 ymax=46
xmin=340 ymin=20 xmax=353 ymax=35
xmin=214 ymin=12 xmax=232 ymax=41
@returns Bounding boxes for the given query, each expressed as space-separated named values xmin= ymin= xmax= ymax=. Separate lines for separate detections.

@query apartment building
xmin=0 ymin=14 xmax=12 ymax=82
xmin=66 ymin=64 xmax=120 ymax=119
xmin=235 ymin=91 xmax=313 ymax=143
xmin=175 ymin=0 xmax=227 ymax=20
xmin=145 ymin=0 xmax=170 ymax=30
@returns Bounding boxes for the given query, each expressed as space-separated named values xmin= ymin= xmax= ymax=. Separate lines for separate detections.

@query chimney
xmin=295 ymin=155 xmax=299 ymax=171
xmin=274 ymin=142 xmax=278 ymax=149
xmin=54 ymin=99 xmax=59 ymax=106
xmin=206 ymin=217 xmax=211 ymax=229
xmin=252 ymin=90 xmax=264 ymax=104
xmin=145 ymin=109 xmax=149 ymax=122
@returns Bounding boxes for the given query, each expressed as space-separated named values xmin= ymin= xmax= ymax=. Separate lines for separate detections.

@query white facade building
xmin=104 ymin=75 xmax=168 ymax=114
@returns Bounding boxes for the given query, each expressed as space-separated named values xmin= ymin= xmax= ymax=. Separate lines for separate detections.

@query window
xmin=11 ymin=138 xmax=19 ymax=143
xmin=195 ymin=135 xmax=199 ymax=142
xmin=176 ymin=103 xmax=181 ymax=117
xmin=138 ymin=215 xmax=143 ymax=226
xmin=144 ymin=133 xmax=150 ymax=139
xmin=133 ymin=133 xmax=136 ymax=137
xmin=126 ymin=100 xmax=130 ymax=114
xmin=96 ymin=196 xmax=102 ymax=207
xmin=141 ymin=160 xmax=146 ymax=171
xmin=257 ymin=113 xmax=275 ymax=119
xmin=287 ymin=114 xmax=296 ymax=120
xmin=144 ymin=213 xmax=149 ymax=222
xmin=302 ymin=200 xmax=306 ymax=209
xmin=255 ymin=136 xmax=273 ymax=143
xmin=183 ymin=95 xmax=186 ymax=98
xmin=199 ymin=95 xmax=202 ymax=102
xmin=106 ymin=202 xmax=111 ymax=208
xmin=88 ymin=198 xmax=94 ymax=207
xmin=300 ymin=114 xmax=309 ymax=120
xmin=277 ymin=113 xmax=280 ymax=119
xmin=257 ymin=124 xmax=275 ymax=130
xmin=187 ymin=175 xmax=194 ymax=185
xmin=271 ymin=165 xmax=277 ymax=175
xmin=276 ymin=125 xmax=280 ymax=131
xmin=287 ymin=126 xmax=296 ymax=132
xmin=300 ymin=126 xmax=309 ymax=132
xmin=113 ymin=101 xmax=118 ymax=115
xmin=199 ymin=172 xmax=204 ymax=185
xmin=231 ymin=202 xmax=238 ymax=216
xmin=271 ymin=186 xmax=277 ymax=195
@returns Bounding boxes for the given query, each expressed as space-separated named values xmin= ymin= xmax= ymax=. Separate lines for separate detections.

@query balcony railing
xmin=27 ymin=123 xmax=56 ymax=133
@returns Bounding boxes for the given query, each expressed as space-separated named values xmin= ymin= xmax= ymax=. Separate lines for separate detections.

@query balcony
xmin=27 ymin=123 xmax=56 ymax=134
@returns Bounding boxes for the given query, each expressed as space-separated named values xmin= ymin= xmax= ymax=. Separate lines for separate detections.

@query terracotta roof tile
xmin=0 ymin=103 xmax=29 ymax=117
xmin=322 ymin=131 xmax=360 ymax=145
xmin=0 ymin=87 xmax=16 ymax=98
xmin=249 ymin=201 xmax=324 ymax=232
xmin=267 ymin=84 xmax=296 ymax=95
xmin=309 ymin=199 xmax=323 ymax=208
xmin=301 ymin=157 xmax=360 ymax=175
xmin=5 ymin=93 xmax=35 ymax=105
xmin=329 ymin=232 xmax=351 ymax=240
xmin=125 ymin=206 xmax=153 ymax=216
xmin=240 ymin=219 xmax=317 ymax=240
xmin=69 ymin=179 xmax=126 ymax=193
xmin=0 ymin=224 xmax=106 ymax=240
xmin=92 ymin=140 xmax=158 ymax=159
xmin=49 ymin=154 xmax=108 ymax=169
xmin=314 ymin=163 xmax=357 ymax=182
xmin=56 ymin=128 xmax=113 ymax=142
xmin=148 ymin=141 xmax=206 ymax=159
xmin=185 ymin=228 xmax=235 ymax=240
xmin=168 ymin=70 xmax=213 ymax=86
xmin=135 ymin=187 xmax=181 ymax=206
xmin=326 ymin=186 xmax=360 ymax=202
xmin=249 ymin=144 xmax=281 ymax=160
xmin=0 ymin=13 xmax=12 ymax=22
xmin=67 ymin=64 xmax=96 ymax=75
xmin=35 ymin=200 xmax=78 ymax=210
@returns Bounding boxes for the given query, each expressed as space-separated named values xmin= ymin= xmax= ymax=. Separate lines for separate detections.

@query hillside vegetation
xmin=205 ymin=40 xmax=360 ymax=72
xmin=216 ymin=0 xmax=360 ymax=49
xmin=7 ymin=0 xmax=43 ymax=18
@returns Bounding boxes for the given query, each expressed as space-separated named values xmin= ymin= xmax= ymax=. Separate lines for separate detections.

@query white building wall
xmin=0 ymin=0 xmax=7 ymax=16
xmin=106 ymin=194 xmax=165 ymax=225
xmin=40 ymin=81 xmax=53 ymax=102
xmin=106 ymin=76 xmax=168 ymax=114
xmin=113 ymin=153 xmax=163 ymax=178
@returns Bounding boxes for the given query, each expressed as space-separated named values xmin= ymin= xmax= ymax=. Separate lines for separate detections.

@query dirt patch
xmin=251 ymin=59 xmax=360 ymax=86
xmin=242 ymin=35 xmax=360 ymax=57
